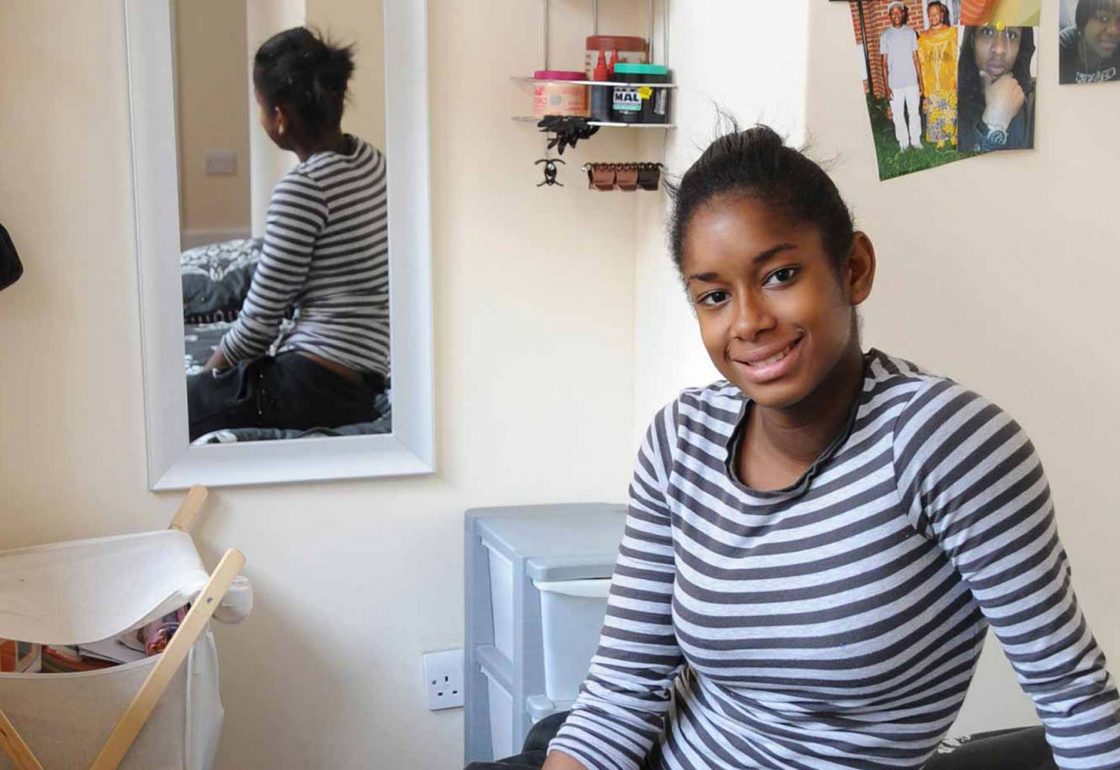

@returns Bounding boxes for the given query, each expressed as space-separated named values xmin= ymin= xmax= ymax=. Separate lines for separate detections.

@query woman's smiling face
xmin=1084 ymin=3 xmax=1120 ymax=62
xmin=681 ymin=195 xmax=873 ymax=411
xmin=929 ymin=3 xmax=945 ymax=27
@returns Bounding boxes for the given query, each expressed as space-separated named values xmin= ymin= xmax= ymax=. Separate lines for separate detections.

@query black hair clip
xmin=536 ymin=158 xmax=565 ymax=187
xmin=536 ymin=116 xmax=600 ymax=155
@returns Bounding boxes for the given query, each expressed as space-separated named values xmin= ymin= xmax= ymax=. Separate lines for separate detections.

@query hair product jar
xmin=533 ymin=71 xmax=589 ymax=118
xmin=611 ymin=63 xmax=671 ymax=124
xmin=583 ymin=35 xmax=648 ymax=77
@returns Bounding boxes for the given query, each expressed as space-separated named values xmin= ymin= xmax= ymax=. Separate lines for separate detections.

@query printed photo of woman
xmin=918 ymin=2 xmax=960 ymax=147
xmin=1059 ymin=0 xmax=1120 ymax=84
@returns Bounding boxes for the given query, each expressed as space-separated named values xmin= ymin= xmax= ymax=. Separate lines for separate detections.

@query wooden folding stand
xmin=0 ymin=486 xmax=245 ymax=770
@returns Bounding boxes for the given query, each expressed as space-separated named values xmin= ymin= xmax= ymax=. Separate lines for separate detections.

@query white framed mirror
xmin=124 ymin=0 xmax=434 ymax=489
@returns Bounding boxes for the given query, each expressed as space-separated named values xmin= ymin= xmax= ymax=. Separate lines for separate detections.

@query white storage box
xmin=532 ymin=579 xmax=611 ymax=703
xmin=481 ymin=665 xmax=514 ymax=760
xmin=0 ymin=523 xmax=246 ymax=770
xmin=484 ymin=544 xmax=515 ymax=661
xmin=465 ymin=504 xmax=627 ymax=763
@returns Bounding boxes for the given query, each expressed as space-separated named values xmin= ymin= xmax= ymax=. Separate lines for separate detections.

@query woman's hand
xmin=980 ymin=71 xmax=1025 ymax=130
xmin=541 ymin=751 xmax=589 ymax=770
xmin=203 ymin=348 xmax=231 ymax=373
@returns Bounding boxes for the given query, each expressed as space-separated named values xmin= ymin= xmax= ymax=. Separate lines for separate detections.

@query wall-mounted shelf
xmin=519 ymin=0 xmax=673 ymax=185
xmin=512 ymin=116 xmax=675 ymax=129
xmin=511 ymin=76 xmax=677 ymax=89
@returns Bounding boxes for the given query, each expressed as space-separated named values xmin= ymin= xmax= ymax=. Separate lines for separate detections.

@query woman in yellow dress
xmin=918 ymin=1 xmax=959 ymax=148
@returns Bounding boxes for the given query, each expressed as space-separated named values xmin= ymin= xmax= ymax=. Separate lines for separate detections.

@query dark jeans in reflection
xmin=464 ymin=714 xmax=1058 ymax=770
xmin=186 ymin=351 xmax=384 ymax=441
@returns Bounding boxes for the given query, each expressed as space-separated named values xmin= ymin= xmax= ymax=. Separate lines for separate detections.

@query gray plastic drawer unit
xmin=464 ymin=503 xmax=627 ymax=763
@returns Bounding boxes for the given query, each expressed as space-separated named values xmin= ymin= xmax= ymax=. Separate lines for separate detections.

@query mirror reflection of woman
xmin=187 ymin=27 xmax=389 ymax=441
xmin=917 ymin=1 xmax=959 ymax=149
xmin=957 ymin=25 xmax=1036 ymax=152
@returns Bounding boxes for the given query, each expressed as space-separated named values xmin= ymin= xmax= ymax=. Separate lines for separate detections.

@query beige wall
xmin=805 ymin=0 xmax=1119 ymax=735
xmin=173 ymin=0 xmax=252 ymax=240
xmin=0 ymin=0 xmax=643 ymax=767
xmin=306 ymin=0 xmax=386 ymax=152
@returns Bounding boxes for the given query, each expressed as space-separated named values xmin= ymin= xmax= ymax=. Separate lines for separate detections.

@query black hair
xmin=1076 ymin=0 xmax=1120 ymax=29
xmin=667 ymin=123 xmax=855 ymax=276
xmin=958 ymin=25 xmax=1036 ymax=132
xmin=927 ymin=1 xmax=950 ymax=25
xmin=253 ymin=27 xmax=355 ymax=139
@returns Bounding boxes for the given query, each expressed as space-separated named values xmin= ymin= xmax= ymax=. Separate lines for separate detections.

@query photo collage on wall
xmin=848 ymin=0 xmax=1041 ymax=180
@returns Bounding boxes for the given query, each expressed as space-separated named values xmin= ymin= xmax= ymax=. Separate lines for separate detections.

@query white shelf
xmin=512 ymin=76 xmax=676 ymax=89
xmin=512 ymin=116 xmax=675 ymax=128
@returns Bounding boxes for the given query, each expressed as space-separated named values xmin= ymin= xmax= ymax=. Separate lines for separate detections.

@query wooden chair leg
xmin=0 ymin=709 xmax=44 ymax=770
xmin=168 ymin=485 xmax=208 ymax=534
xmin=88 ymin=548 xmax=245 ymax=770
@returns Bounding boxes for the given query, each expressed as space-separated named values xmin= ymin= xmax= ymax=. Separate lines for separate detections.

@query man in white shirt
xmin=880 ymin=1 xmax=924 ymax=151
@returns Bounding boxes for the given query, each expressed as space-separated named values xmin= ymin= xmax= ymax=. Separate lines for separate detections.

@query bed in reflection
xmin=181 ymin=239 xmax=391 ymax=444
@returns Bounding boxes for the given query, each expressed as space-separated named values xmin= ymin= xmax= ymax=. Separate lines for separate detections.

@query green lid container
xmin=613 ymin=63 xmax=669 ymax=77
xmin=612 ymin=63 xmax=671 ymax=124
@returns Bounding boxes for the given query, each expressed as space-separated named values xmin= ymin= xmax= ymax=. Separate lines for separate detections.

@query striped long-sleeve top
xmin=219 ymin=135 xmax=389 ymax=376
xmin=551 ymin=350 xmax=1120 ymax=770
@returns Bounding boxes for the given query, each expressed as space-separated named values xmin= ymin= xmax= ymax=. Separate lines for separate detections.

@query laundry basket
xmin=0 ymin=487 xmax=248 ymax=770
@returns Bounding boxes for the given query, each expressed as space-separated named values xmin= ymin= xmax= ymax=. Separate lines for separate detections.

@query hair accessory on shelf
xmin=537 ymin=116 xmax=600 ymax=155
xmin=615 ymin=166 xmax=639 ymax=191
xmin=536 ymin=157 xmax=566 ymax=187
xmin=581 ymin=163 xmax=663 ymax=191
xmin=636 ymin=164 xmax=662 ymax=191
xmin=587 ymin=164 xmax=616 ymax=191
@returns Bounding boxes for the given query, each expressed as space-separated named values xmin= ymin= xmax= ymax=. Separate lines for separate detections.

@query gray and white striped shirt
xmin=552 ymin=350 xmax=1120 ymax=770
xmin=219 ymin=136 xmax=389 ymax=376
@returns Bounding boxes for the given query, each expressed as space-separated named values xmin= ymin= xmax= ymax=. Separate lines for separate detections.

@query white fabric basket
xmin=0 ymin=530 xmax=231 ymax=769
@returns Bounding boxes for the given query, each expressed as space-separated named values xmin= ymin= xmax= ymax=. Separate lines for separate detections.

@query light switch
xmin=205 ymin=150 xmax=237 ymax=176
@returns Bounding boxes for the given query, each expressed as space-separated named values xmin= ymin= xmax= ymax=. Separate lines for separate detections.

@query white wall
xmin=803 ymin=0 xmax=1120 ymax=736
xmin=173 ymin=0 xmax=252 ymax=241
xmin=247 ymin=0 xmax=306 ymax=238
xmin=0 ymin=0 xmax=642 ymax=767
xmin=631 ymin=0 xmax=811 ymax=441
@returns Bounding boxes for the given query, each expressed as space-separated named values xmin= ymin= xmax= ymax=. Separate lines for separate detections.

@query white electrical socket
xmin=422 ymin=649 xmax=464 ymax=711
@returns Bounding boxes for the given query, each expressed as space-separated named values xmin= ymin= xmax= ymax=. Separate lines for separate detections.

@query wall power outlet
xmin=422 ymin=648 xmax=464 ymax=710
xmin=204 ymin=150 xmax=237 ymax=176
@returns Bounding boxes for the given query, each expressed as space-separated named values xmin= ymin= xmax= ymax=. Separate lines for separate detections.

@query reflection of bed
xmin=181 ymin=239 xmax=391 ymax=444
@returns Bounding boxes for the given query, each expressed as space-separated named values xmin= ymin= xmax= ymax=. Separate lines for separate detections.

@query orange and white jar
xmin=533 ymin=71 xmax=589 ymax=118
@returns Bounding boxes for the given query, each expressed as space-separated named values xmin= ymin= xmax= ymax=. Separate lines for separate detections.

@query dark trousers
xmin=187 ymin=351 xmax=384 ymax=441
xmin=464 ymin=715 xmax=1057 ymax=770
